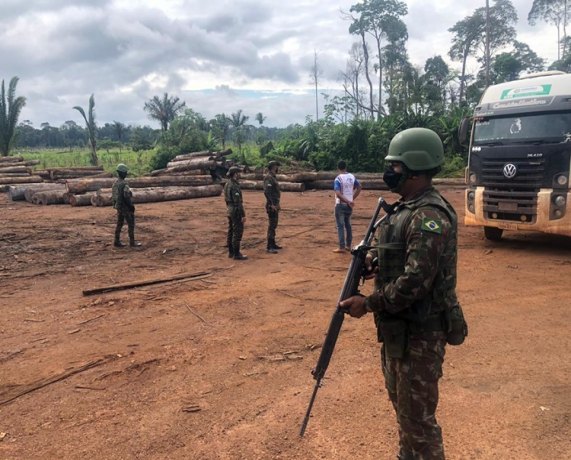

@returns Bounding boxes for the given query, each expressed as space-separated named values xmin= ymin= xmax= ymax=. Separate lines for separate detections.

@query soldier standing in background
xmin=264 ymin=160 xmax=282 ymax=254
xmin=224 ymin=166 xmax=248 ymax=260
xmin=340 ymin=128 xmax=464 ymax=459
xmin=112 ymin=163 xmax=141 ymax=248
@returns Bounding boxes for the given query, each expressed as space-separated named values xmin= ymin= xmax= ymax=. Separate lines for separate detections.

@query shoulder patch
xmin=421 ymin=217 xmax=442 ymax=234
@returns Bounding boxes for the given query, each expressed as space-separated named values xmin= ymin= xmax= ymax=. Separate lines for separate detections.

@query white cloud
xmin=2 ymin=0 xmax=562 ymax=128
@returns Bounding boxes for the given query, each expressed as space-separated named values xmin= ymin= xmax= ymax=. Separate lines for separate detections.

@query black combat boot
xmin=271 ymin=243 xmax=283 ymax=250
xmin=114 ymin=240 xmax=125 ymax=248
xmin=266 ymin=247 xmax=278 ymax=254
xmin=130 ymin=240 xmax=142 ymax=247
xmin=234 ymin=253 xmax=248 ymax=260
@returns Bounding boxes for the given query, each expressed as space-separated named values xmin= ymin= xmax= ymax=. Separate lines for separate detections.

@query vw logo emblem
xmin=503 ymin=163 xmax=517 ymax=179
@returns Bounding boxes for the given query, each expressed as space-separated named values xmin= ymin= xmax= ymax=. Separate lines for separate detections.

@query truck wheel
xmin=484 ymin=226 xmax=503 ymax=241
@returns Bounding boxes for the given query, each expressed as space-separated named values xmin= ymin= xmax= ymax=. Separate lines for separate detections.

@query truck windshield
xmin=473 ymin=112 xmax=571 ymax=144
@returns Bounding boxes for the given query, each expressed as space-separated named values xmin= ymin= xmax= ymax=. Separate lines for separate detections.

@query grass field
xmin=14 ymin=148 xmax=157 ymax=176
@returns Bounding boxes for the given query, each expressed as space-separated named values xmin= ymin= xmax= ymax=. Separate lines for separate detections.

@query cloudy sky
xmin=1 ymin=0 xmax=558 ymax=129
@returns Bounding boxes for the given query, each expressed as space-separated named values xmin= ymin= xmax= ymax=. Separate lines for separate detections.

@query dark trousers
xmin=381 ymin=337 xmax=446 ymax=460
xmin=334 ymin=203 xmax=353 ymax=249
xmin=227 ymin=215 xmax=244 ymax=255
xmin=266 ymin=207 xmax=279 ymax=248
xmin=115 ymin=210 xmax=135 ymax=243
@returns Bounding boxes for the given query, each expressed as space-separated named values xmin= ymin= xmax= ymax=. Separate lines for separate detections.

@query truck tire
xmin=484 ymin=226 xmax=503 ymax=241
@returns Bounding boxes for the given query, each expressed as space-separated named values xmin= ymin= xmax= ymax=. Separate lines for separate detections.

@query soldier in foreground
xmin=263 ymin=160 xmax=282 ymax=254
xmin=112 ymin=163 xmax=141 ymax=248
xmin=340 ymin=128 xmax=463 ymax=459
xmin=224 ymin=166 xmax=247 ymax=260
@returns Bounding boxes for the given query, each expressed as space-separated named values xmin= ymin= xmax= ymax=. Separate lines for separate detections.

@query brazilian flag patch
xmin=421 ymin=218 xmax=442 ymax=234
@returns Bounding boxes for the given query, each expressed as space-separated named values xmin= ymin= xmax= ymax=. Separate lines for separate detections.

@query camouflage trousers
xmin=115 ymin=210 xmax=135 ymax=244
xmin=381 ymin=334 xmax=447 ymax=460
xmin=266 ymin=206 xmax=279 ymax=248
xmin=227 ymin=214 xmax=244 ymax=255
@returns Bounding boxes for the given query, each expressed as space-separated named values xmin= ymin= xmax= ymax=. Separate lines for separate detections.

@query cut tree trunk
xmin=0 ymin=176 xmax=43 ymax=185
xmin=91 ymin=185 xmax=223 ymax=206
xmin=172 ymin=149 xmax=232 ymax=162
xmin=165 ymin=158 xmax=219 ymax=171
xmin=65 ymin=175 xmax=214 ymax=194
xmin=238 ymin=180 xmax=305 ymax=192
xmin=0 ymin=156 xmax=24 ymax=163
xmin=68 ymin=192 xmax=97 ymax=206
xmin=31 ymin=190 xmax=67 ymax=205
xmin=0 ymin=166 xmax=32 ymax=174
xmin=8 ymin=183 xmax=66 ymax=201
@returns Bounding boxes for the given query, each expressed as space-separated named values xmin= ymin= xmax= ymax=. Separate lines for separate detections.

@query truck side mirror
xmin=458 ymin=117 xmax=470 ymax=146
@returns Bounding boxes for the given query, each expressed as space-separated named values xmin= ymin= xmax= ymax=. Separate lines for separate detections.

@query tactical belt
xmin=408 ymin=313 xmax=446 ymax=334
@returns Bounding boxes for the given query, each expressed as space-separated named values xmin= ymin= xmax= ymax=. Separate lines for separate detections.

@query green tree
xmin=143 ymin=93 xmax=186 ymax=131
xmin=349 ymin=0 xmax=408 ymax=119
xmin=528 ymin=0 xmax=569 ymax=59
xmin=0 ymin=76 xmax=27 ymax=156
xmin=113 ymin=121 xmax=126 ymax=152
xmin=73 ymin=94 xmax=98 ymax=165
xmin=255 ymin=112 xmax=266 ymax=125
xmin=230 ymin=110 xmax=249 ymax=161
xmin=210 ymin=113 xmax=231 ymax=149
xmin=449 ymin=0 xmax=517 ymax=104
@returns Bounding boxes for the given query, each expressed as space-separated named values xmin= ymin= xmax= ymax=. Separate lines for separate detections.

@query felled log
xmin=150 ymin=168 xmax=206 ymax=176
xmin=49 ymin=169 xmax=105 ymax=180
xmin=69 ymin=192 xmax=97 ymax=206
xmin=0 ymin=176 xmax=43 ymax=185
xmin=0 ymin=156 xmax=24 ymax=163
xmin=31 ymin=190 xmax=67 ymax=205
xmin=165 ymin=158 xmax=219 ymax=171
xmin=8 ymin=183 xmax=66 ymax=201
xmin=0 ymin=160 xmax=40 ymax=168
xmin=238 ymin=180 xmax=305 ymax=192
xmin=65 ymin=175 xmax=214 ymax=194
xmin=91 ymin=184 xmax=223 ymax=206
xmin=0 ymin=166 xmax=32 ymax=174
xmin=172 ymin=149 xmax=232 ymax=162
xmin=0 ymin=173 xmax=34 ymax=177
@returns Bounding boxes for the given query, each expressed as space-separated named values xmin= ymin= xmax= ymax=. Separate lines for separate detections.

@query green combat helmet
xmin=227 ymin=166 xmax=242 ymax=177
xmin=117 ymin=163 xmax=129 ymax=174
xmin=385 ymin=128 xmax=444 ymax=171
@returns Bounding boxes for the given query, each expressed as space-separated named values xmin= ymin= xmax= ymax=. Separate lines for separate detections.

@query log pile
xmin=240 ymin=171 xmax=465 ymax=191
xmin=0 ymin=156 xmax=44 ymax=190
xmin=91 ymin=185 xmax=223 ymax=206
xmin=35 ymin=166 xmax=109 ymax=181
xmin=150 ymin=149 xmax=234 ymax=178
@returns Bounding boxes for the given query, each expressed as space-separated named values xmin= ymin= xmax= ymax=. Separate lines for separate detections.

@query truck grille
xmin=481 ymin=157 xmax=543 ymax=222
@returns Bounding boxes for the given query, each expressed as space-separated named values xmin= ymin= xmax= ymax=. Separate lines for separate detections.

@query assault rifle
xmin=299 ymin=197 xmax=394 ymax=437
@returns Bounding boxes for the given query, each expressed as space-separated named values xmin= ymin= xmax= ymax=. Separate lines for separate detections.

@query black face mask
xmin=383 ymin=167 xmax=406 ymax=192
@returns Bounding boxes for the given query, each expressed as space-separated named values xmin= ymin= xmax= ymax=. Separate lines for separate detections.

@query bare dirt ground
xmin=1 ymin=186 xmax=570 ymax=460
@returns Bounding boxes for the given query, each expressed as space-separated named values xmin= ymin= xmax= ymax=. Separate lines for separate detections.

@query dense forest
xmin=3 ymin=0 xmax=570 ymax=173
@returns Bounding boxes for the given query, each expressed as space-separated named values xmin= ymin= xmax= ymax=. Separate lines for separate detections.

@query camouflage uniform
xmin=263 ymin=170 xmax=281 ymax=249
xmin=365 ymin=187 xmax=458 ymax=460
xmin=112 ymin=177 xmax=136 ymax=246
xmin=224 ymin=177 xmax=245 ymax=257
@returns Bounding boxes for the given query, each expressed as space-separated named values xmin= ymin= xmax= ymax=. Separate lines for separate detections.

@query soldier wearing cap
xmin=263 ymin=160 xmax=282 ymax=253
xmin=224 ymin=166 xmax=247 ymax=260
xmin=340 ymin=128 xmax=462 ymax=459
xmin=112 ymin=163 xmax=141 ymax=248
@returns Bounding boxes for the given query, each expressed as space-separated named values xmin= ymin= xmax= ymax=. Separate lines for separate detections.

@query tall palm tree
xmin=113 ymin=120 xmax=125 ymax=152
xmin=0 ymin=76 xmax=27 ymax=156
xmin=73 ymin=94 xmax=98 ymax=166
xmin=230 ymin=109 xmax=249 ymax=160
xmin=143 ymin=93 xmax=186 ymax=131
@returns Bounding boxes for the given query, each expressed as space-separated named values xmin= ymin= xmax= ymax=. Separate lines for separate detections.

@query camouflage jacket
xmin=263 ymin=172 xmax=281 ymax=207
xmin=111 ymin=178 xmax=134 ymax=212
xmin=224 ymin=178 xmax=245 ymax=217
xmin=365 ymin=187 xmax=458 ymax=321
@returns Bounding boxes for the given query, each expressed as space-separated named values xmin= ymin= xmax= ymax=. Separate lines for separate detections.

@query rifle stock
xmin=299 ymin=197 xmax=392 ymax=437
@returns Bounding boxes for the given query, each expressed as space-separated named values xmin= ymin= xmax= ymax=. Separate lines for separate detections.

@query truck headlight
xmin=556 ymin=175 xmax=568 ymax=186
xmin=554 ymin=195 xmax=566 ymax=207
xmin=469 ymin=173 xmax=477 ymax=185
